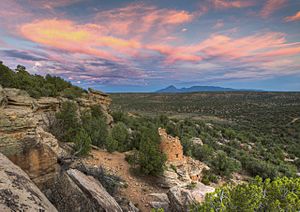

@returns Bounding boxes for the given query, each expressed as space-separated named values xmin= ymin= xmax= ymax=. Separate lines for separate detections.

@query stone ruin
xmin=158 ymin=128 xmax=184 ymax=164
xmin=158 ymin=128 xmax=209 ymax=185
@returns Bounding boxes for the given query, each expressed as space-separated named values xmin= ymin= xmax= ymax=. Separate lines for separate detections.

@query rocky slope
xmin=0 ymin=85 xmax=215 ymax=211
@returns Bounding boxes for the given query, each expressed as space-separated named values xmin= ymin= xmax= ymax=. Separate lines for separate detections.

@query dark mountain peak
xmin=156 ymin=85 xmax=261 ymax=93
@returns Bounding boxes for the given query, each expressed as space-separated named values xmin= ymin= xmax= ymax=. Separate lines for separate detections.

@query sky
xmin=0 ymin=0 xmax=300 ymax=92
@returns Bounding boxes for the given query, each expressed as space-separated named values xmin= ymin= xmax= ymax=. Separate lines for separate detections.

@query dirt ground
xmin=84 ymin=149 xmax=167 ymax=212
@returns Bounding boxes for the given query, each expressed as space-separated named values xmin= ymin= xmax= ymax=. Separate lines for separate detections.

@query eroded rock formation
xmin=0 ymin=153 xmax=57 ymax=211
xmin=0 ymin=85 xmax=112 ymax=189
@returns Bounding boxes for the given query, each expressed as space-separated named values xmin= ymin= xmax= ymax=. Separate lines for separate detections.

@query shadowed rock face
xmin=0 ymin=153 xmax=57 ymax=211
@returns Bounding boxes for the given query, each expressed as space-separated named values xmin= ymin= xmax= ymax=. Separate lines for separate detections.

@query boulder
xmin=159 ymin=170 xmax=183 ymax=188
xmin=0 ymin=153 xmax=57 ymax=211
xmin=166 ymin=183 xmax=215 ymax=212
xmin=149 ymin=193 xmax=170 ymax=211
xmin=67 ymin=169 xmax=123 ymax=212
xmin=190 ymin=137 xmax=203 ymax=146
xmin=167 ymin=186 xmax=196 ymax=212
xmin=190 ymin=182 xmax=215 ymax=203
xmin=45 ymin=172 xmax=97 ymax=212
xmin=115 ymin=197 xmax=139 ymax=212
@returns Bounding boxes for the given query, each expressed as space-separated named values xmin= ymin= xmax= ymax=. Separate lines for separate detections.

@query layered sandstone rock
xmin=0 ymin=87 xmax=112 ymax=189
xmin=0 ymin=153 xmax=57 ymax=211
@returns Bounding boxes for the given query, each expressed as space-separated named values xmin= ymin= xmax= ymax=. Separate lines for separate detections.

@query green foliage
xmin=151 ymin=208 xmax=164 ymax=212
xmin=111 ymin=93 xmax=300 ymax=180
xmin=111 ymin=122 xmax=129 ymax=151
xmin=201 ymin=169 xmax=218 ymax=185
xmin=170 ymin=164 xmax=177 ymax=172
xmin=193 ymin=144 xmax=214 ymax=162
xmin=105 ymin=133 xmax=118 ymax=153
xmin=51 ymin=103 xmax=109 ymax=156
xmin=0 ymin=62 xmax=85 ymax=98
xmin=137 ymin=136 xmax=167 ymax=175
xmin=74 ymin=128 xmax=92 ymax=156
xmin=211 ymin=151 xmax=241 ymax=177
xmin=54 ymin=101 xmax=80 ymax=142
xmin=81 ymin=106 xmax=108 ymax=147
xmin=222 ymin=128 xmax=236 ymax=140
xmin=193 ymin=177 xmax=300 ymax=212
xmin=186 ymin=182 xmax=197 ymax=190
xmin=179 ymin=136 xmax=193 ymax=156
xmin=61 ymin=86 xmax=84 ymax=99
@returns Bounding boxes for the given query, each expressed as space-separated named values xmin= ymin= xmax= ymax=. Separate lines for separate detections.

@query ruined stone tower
xmin=158 ymin=128 xmax=184 ymax=164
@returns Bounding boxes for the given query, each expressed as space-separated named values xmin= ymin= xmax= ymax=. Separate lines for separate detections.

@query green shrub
xmin=54 ymin=101 xmax=80 ymax=142
xmin=193 ymin=177 xmax=300 ymax=211
xmin=211 ymin=151 xmax=241 ymax=177
xmin=111 ymin=122 xmax=129 ymax=151
xmin=137 ymin=136 xmax=167 ymax=175
xmin=0 ymin=62 xmax=84 ymax=98
xmin=81 ymin=107 xmax=108 ymax=147
xmin=201 ymin=169 xmax=218 ymax=185
xmin=193 ymin=144 xmax=214 ymax=162
xmin=74 ymin=128 xmax=91 ymax=156
xmin=105 ymin=133 xmax=118 ymax=153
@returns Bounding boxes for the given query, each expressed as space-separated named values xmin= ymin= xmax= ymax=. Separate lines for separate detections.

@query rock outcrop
xmin=0 ymin=86 xmax=112 ymax=189
xmin=149 ymin=183 xmax=214 ymax=212
xmin=0 ymin=153 xmax=57 ymax=211
xmin=149 ymin=193 xmax=170 ymax=211
xmin=167 ymin=186 xmax=196 ymax=212
xmin=67 ymin=169 xmax=123 ymax=212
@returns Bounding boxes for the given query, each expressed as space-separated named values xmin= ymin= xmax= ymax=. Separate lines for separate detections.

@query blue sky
xmin=0 ymin=0 xmax=300 ymax=92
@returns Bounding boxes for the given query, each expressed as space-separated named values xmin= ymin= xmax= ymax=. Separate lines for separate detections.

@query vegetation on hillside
xmin=49 ymin=102 xmax=107 ymax=156
xmin=0 ymin=62 xmax=85 ymax=98
xmin=111 ymin=93 xmax=300 ymax=181
xmin=193 ymin=176 xmax=300 ymax=211
xmin=50 ymin=102 xmax=166 ymax=174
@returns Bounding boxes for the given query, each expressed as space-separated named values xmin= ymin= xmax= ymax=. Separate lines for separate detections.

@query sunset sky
xmin=0 ymin=0 xmax=300 ymax=92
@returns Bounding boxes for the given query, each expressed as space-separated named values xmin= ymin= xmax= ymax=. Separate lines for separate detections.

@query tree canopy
xmin=0 ymin=62 xmax=85 ymax=98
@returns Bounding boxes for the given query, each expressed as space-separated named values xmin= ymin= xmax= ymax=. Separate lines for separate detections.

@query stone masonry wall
xmin=158 ymin=128 xmax=184 ymax=163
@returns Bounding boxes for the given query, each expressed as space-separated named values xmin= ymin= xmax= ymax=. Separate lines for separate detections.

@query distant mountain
xmin=156 ymin=85 xmax=261 ymax=93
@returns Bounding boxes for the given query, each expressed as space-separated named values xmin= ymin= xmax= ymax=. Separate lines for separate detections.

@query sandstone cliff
xmin=0 ymin=85 xmax=112 ymax=189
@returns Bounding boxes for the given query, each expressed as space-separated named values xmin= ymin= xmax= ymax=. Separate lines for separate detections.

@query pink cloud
xmin=146 ymin=44 xmax=202 ymax=64
xmin=147 ymin=32 xmax=300 ymax=65
xmin=93 ymin=3 xmax=195 ymax=38
xmin=20 ymin=19 xmax=144 ymax=61
xmin=260 ymin=0 xmax=287 ymax=18
xmin=212 ymin=0 xmax=255 ymax=9
xmin=284 ymin=11 xmax=300 ymax=22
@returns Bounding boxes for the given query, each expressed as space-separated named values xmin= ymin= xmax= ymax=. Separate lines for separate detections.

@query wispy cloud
xmin=260 ymin=0 xmax=287 ymax=18
xmin=284 ymin=11 xmax=300 ymax=22
xmin=211 ymin=0 xmax=255 ymax=9
xmin=0 ymin=0 xmax=299 ymax=89
xmin=93 ymin=3 xmax=195 ymax=39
